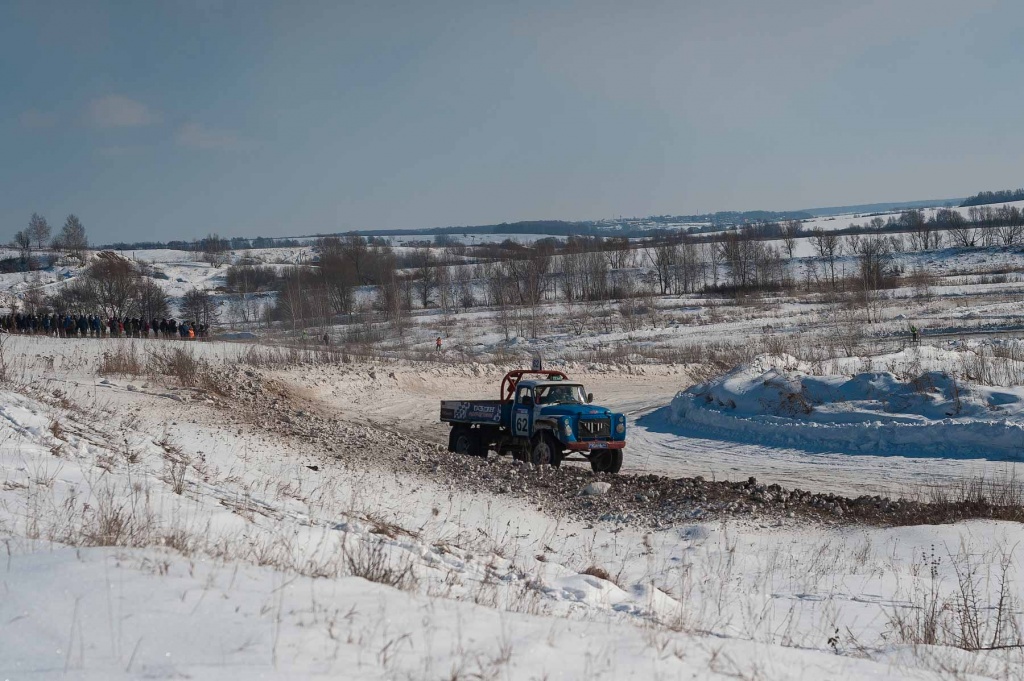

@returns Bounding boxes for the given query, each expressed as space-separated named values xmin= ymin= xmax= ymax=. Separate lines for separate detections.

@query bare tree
xmin=810 ymin=229 xmax=842 ymax=288
xmin=455 ymin=266 xmax=475 ymax=309
xmin=518 ymin=246 xmax=552 ymax=338
xmin=180 ymin=287 xmax=220 ymax=328
xmin=55 ymin=214 xmax=88 ymax=260
xmin=947 ymin=209 xmax=980 ymax=248
xmin=412 ymin=247 xmax=438 ymax=309
xmin=341 ymin=234 xmax=370 ymax=283
xmin=135 ymin=279 xmax=171 ymax=320
xmin=903 ymin=210 xmax=933 ymax=251
xmin=201 ymin=233 xmax=231 ymax=268
xmin=781 ymin=220 xmax=801 ymax=259
xmin=604 ymin=237 xmax=635 ymax=270
xmin=675 ymin=239 xmax=705 ymax=293
xmin=87 ymin=256 xmax=141 ymax=318
xmin=484 ymin=261 xmax=516 ymax=341
xmin=22 ymin=270 xmax=46 ymax=313
xmin=647 ymin=237 xmax=678 ymax=295
xmin=28 ymin=213 xmax=50 ymax=250
xmin=564 ymin=297 xmax=592 ymax=335
xmin=10 ymin=230 xmax=31 ymax=264
xmin=995 ymin=206 xmax=1024 ymax=246
xmin=315 ymin=236 xmax=356 ymax=316
xmin=436 ymin=257 xmax=460 ymax=337
xmin=700 ymin=241 xmax=720 ymax=288
xmin=851 ymin=235 xmax=896 ymax=322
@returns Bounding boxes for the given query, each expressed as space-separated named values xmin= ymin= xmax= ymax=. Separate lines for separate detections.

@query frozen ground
xmin=280 ymin=345 xmax=1024 ymax=497
xmin=5 ymin=217 xmax=1024 ymax=678
xmin=1 ymin=336 xmax=1024 ymax=679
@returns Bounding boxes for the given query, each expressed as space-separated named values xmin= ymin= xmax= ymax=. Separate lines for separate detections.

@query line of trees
xmin=23 ymin=253 xmax=218 ymax=326
xmin=8 ymin=213 xmax=89 ymax=267
xmin=40 ymin=255 xmax=170 ymax=319
xmin=105 ymin=236 xmax=305 ymax=251
xmin=960 ymin=188 xmax=1024 ymax=208
xmin=204 ymin=201 xmax=1024 ymax=339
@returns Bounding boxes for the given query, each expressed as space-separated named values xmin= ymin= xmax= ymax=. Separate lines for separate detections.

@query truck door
xmin=513 ymin=386 xmax=533 ymax=438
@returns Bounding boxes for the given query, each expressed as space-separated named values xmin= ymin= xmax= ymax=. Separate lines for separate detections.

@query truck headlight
xmin=562 ymin=418 xmax=573 ymax=436
xmin=616 ymin=423 xmax=625 ymax=434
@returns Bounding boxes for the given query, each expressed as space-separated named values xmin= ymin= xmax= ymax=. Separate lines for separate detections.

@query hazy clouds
xmin=1 ymin=0 xmax=1020 ymax=241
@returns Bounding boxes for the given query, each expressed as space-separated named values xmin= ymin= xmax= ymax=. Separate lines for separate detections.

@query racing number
xmin=514 ymin=410 xmax=530 ymax=437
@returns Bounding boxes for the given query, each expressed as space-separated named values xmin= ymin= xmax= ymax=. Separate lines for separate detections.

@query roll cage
xmin=499 ymin=369 xmax=569 ymax=402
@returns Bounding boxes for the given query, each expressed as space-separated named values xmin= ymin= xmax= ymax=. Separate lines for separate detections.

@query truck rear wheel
xmin=530 ymin=432 xmax=562 ymax=467
xmin=449 ymin=426 xmax=484 ymax=457
xmin=590 ymin=449 xmax=622 ymax=474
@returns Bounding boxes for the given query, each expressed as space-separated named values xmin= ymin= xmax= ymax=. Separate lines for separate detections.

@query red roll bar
xmin=500 ymin=369 xmax=569 ymax=402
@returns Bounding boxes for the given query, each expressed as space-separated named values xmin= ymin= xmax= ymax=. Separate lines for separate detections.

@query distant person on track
xmin=435 ymin=336 xmax=442 ymax=353
xmin=910 ymin=324 xmax=919 ymax=344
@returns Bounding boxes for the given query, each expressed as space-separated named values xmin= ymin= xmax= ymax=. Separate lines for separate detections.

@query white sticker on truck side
xmin=514 ymin=409 xmax=530 ymax=437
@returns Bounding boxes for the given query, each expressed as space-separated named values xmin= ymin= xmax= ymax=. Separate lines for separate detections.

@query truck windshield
xmin=535 ymin=385 xmax=586 ymax=405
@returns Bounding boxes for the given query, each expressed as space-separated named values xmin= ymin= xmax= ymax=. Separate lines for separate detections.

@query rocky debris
xmin=679 ymin=525 xmax=710 ymax=541
xmin=193 ymin=361 xmax=1024 ymax=530
xmin=582 ymin=482 xmax=611 ymax=496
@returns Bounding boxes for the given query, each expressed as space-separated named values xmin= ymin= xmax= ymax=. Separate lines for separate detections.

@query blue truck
xmin=440 ymin=369 xmax=625 ymax=473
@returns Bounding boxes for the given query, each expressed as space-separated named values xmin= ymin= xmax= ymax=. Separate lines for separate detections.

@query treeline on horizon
xmin=215 ymin=199 xmax=1024 ymax=340
xmin=360 ymin=210 xmax=815 ymax=237
xmin=90 ymin=193 xmax=1022 ymax=252
xmin=102 ymin=236 xmax=305 ymax=251
xmin=98 ymin=210 xmax=816 ymax=251
xmin=960 ymin=188 xmax=1024 ymax=208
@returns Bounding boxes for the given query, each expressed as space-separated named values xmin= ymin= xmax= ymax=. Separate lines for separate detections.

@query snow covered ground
xmin=5 ymin=210 xmax=1024 ymax=677
xmin=672 ymin=349 xmax=1024 ymax=459
xmin=795 ymin=199 xmax=1024 ymax=234
xmin=1 ymin=336 xmax=1024 ymax=679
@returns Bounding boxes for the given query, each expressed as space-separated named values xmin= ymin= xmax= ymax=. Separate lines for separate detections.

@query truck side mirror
xmin=587 ymin=393 xmax=594 ymax=403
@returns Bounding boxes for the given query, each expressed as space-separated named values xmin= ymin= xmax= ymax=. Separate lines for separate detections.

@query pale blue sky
xmin=2 ymin=0 xmax=1021 ymax=242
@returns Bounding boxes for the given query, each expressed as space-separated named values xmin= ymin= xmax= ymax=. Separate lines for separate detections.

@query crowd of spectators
xmin=1 ymin=313 xmax=209 ymax=339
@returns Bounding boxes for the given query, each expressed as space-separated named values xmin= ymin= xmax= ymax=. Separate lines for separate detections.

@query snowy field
xmin=795 ymin=199 xmax=1024 ymax=234
xmin=1 ymin=335 xmax=1024 ymax=679
xmin=4 ymin=217 xmax=1024 ymax=679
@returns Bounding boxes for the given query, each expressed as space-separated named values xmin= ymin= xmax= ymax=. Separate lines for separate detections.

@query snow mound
xmin=670 ymin=354 xmax=1024 ymax=458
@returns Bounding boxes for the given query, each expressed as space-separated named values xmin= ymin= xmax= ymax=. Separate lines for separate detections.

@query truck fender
xmin=533 ymin=418 xmax=559 ymax=431
xmin=533 ymin=418 xmax=561 ymax=442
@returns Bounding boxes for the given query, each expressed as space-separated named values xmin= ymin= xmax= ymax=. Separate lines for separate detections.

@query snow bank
xmin=671 ymin=353 xmax=1024 ymax=458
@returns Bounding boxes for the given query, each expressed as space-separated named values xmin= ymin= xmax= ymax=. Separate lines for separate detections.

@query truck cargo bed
xmin=440 ymin=400 xmax=508 ymax=425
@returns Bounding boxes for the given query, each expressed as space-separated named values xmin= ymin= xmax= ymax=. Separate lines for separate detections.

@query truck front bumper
xmin=566 ymin=441 xmax=625 ymax=451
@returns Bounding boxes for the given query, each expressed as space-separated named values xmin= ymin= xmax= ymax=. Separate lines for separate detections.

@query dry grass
xmin=234 ymin=344 xmax=355 ymax=369
xmin=97 ymin=344 xmax=144 ymax=376
xmin=886 ymin=543 xmax=1023 ymax=652
xmin=94 ymin=343 xmax=229 ymax=394
xmin=148 ymin=346 xmax=203 ymax=386
xmin=342 ymin=537 xmax=417 ymax=590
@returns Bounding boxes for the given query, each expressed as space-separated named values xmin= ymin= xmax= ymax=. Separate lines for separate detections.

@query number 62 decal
xmin=514 ymin=410 xmax=530 ymax=436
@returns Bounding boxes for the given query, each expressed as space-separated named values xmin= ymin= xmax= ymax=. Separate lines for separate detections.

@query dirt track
xmin=216 ymin=360 xmax=1024 ymax=529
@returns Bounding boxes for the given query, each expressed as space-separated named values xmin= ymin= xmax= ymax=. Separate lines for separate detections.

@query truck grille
xmin=579 ymin=419 xmax=610 ymax=439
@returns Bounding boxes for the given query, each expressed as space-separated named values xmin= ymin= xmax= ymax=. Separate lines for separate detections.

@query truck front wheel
xmin=590 ymin=449 xmax=622 ymax=474
xmin=449 ymin=426 xmax=484 ymax=457
xmin=530 ymin=432 xmax=563 ymax=467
